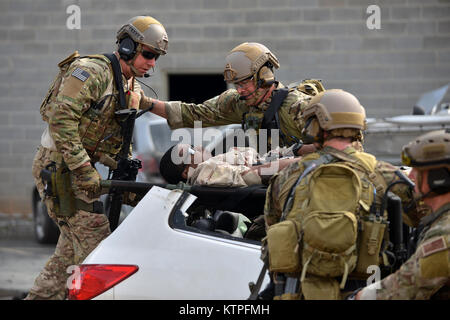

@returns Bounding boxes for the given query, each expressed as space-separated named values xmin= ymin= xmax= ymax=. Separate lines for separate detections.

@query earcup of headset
xmin=257 ymin=66 xmax=275 ymax=88
xmin=118 ymin=37 xmax=137 ymax=61
xmin=302 ymin=117 xmax=322 ymax=143
xmin=428 ymin=167 xmax=450 ymax=194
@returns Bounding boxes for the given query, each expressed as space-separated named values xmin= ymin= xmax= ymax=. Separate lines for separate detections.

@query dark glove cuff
xmin=292 ymin=142 xmax=304 ymax=156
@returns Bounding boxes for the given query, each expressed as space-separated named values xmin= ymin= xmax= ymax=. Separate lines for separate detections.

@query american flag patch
xmin=71 ymin=67 xmax=90 ymax=82
xmin=421 ymin=236 xmax=447 ymax=258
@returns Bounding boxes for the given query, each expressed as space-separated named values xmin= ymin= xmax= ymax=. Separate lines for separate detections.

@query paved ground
xmin=0 ymin=213 xmax=55 ymax=299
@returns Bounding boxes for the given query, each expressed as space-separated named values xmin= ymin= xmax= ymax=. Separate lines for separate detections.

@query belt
xmin=76 ymin=199 xmax=104 ymax=214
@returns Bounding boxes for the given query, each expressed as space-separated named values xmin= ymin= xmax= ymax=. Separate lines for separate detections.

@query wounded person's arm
xmin=243 ymin=157 xmax=302 ymax=185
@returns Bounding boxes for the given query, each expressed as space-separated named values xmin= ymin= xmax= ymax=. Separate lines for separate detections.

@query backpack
xmin=267 ymin=149 xmax=389 ymax=292
xmin=40 ymin=51 xmax=81 ymax=122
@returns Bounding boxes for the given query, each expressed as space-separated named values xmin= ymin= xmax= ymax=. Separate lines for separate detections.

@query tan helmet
xmin=303 ymin=89 xmax=366 ymax=130
xmin=401 ymin=130 xmax=450 ymax=169
xmin=223 ymin=42 xmax=280 ymax=86
xmin=116 ymin=16 xmax=168 ymax=56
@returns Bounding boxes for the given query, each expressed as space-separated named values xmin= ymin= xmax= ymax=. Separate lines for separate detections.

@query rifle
xmin=382 ymin=169 xmax=416 ymax=272
xmin=386 ymin=192 xmax=408 ymax=271
xmin=106 ymin=101 xmax=156 ymax=230
xmin=106 ymin=108 xmax=142 ymax=231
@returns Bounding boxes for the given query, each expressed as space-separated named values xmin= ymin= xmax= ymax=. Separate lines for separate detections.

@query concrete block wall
xmin=0 ymin=0 xmax=449 ymax=213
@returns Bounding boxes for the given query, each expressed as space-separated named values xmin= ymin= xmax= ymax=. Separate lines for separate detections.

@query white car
xmin=68 ymin=185 xmax=269 ymax=300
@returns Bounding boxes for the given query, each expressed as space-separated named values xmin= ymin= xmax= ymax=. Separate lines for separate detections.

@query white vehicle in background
xmin=68 ymin=185 xmax=269 ymax=300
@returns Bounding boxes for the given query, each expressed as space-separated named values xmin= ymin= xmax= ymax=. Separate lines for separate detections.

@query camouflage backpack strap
xmin=280 ymin=153 xmax=336 ymax=221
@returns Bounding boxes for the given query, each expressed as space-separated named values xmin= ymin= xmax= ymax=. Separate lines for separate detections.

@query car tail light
xmin=68 ymin=264 xmax=138 ymax=300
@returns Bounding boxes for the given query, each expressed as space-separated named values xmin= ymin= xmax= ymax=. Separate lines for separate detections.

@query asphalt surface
xmin=0 ymin=213 xmax=55 ymax=299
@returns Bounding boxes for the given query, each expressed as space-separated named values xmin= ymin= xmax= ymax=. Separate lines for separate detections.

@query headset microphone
xmin=144 ymin=73 xmax=150 ymax=78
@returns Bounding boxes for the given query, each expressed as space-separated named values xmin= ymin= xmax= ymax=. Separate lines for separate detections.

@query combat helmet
xmin=402 ymin=129 xmax=450 ymax=196
xmin=402 ymin=130 xmax=450 ymax=169
xmin=301 ymin=89 xmax=366 ymax=142
xmin=116 ymin=16 xmax=168 ymax=61
xmin=223 ymin=42 xmax=280 ymax=87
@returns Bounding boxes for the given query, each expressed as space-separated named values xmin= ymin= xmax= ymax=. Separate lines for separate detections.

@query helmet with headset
xmin=402 ymin=129 xmax=450 ymax=195
xmin=223 ymin=42 xmax=280 ymax=88
xmin=116 ymin=16 xmax=168 ymax=62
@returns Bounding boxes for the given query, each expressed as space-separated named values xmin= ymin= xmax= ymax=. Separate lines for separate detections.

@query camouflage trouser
xmin=25 ymin=146 xmax=110 ymax=300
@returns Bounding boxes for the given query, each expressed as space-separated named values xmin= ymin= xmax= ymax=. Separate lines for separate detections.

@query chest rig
xmin=241 ymin=87 xmax=290 ymax=148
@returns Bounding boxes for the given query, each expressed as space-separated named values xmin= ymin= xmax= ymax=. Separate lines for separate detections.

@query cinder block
xmin=423 ymin=6 xmax=450 ymax=19
xmin=32 ymin=0 xmax=63 ymax=12
xmin=204 ymin=26 xmax=230 ymax=39
xmin=171 ymin=25 xmax=204 ymax=39
xmin=8 ymin=29 xmax=36 ymax=42
xmin=231 ymin=25 xmax=260 ymax=38
xmin=438 ymin=51 xmax=450 ymax=63
xmin=260 ymin=25 xmax=290 ymax=37
xmin=175 ymin=0 xmax=205 ymax=10
xmin=438 ymin=21 xmax=450 ymax=33
xmin=23 ymin=14 xmax=49 ymax=27
xmin=260 ymin=0 xmax=290 ymax=7
xmin=302 ymin=8 xmax=331 ymax=21
xmin=407 ymin=21 xmax=437 ymax=35
xmin=424 ymin=36 xmax=450 ymax=49
xmin=204 ymin=0 xmax=230 ymax=9
xmin=390 ymin=6 xmax=421 ymax=20
xmin=318 ymin=0 xmax=346 ymax=7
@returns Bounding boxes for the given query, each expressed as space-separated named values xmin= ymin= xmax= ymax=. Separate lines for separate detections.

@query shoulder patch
xmin=71 ymin=67 xmax=90 ymax=82
xmin=421 ymin=236 xmax=448 ymax=258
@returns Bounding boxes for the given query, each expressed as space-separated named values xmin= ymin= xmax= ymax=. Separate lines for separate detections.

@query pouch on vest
xmin=43 ymin=164 xmax=77 ymax=217
xmin=55 ymin=165 xmax=77 ymax=217
xmin=267 ymin=219 xmax=302 ymax=273
xmin=40 ymin=51 xmax=81 ymax=122
xmin=301 ymin=276 xmax=341 ymax=300
xmin=299 ymin=164 xmax=361 ymax=289
xmin=354 ymin=214 xmax=387 ymax=276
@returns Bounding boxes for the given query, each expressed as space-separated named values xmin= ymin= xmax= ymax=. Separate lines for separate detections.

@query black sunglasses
xmin=141 ymin=49 xmax=160 ymax=61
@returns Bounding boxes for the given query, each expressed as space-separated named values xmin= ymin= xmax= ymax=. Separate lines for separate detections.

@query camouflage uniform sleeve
xmin=277 ymin=89 xmax=311 ymax=141
xmin=361 ymin=212 xmax=450 ymax=299
xmin=165 ymin=89 xmax=248 ymax=129
xmin=49 ymin=58 xmax=111 ymax=170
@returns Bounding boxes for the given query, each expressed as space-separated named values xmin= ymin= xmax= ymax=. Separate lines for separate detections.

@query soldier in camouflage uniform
xmin=25 ymin=16 xmax=168 ymax=300
xmin=140 ymin=42 xmax=321 ymax=155
xmin=262 ymin=89 xmax=414 ymax=300
xmin=355 ymin=130 xmax=450 ymax=300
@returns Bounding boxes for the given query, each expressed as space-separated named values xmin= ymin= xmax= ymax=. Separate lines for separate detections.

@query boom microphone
xmin=144 ymin=73 xmax=150 ymax=78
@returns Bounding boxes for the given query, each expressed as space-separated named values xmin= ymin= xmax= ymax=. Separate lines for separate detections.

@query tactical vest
xmin=241 ymin=79 xmax=325 ymax=147
xmin=266 ymin=148 xmax=391 ymax=299
xmin=39 ymin=51 xmax=136 ymax=167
